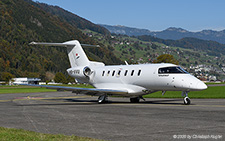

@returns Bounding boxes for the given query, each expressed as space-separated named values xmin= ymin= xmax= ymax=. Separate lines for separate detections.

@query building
xmin=11 ymin=78 xmax=41 ymax=85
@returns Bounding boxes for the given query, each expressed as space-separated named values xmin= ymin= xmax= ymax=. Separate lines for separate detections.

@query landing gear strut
xmin=98 ymin=95 xmax=108 ymax=104
xmin=182 ymin=91 xmax=191 ymax=105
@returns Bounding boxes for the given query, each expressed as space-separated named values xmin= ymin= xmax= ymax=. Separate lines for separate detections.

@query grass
xmin=0 ymin=84 xmax=224 ymax=99
xmin=144 ymin=86 xmax=225 ymax=99
xmin=0 ymin=127 xmax=102 ymax=141
xmin=0 ymin=84 xmax=93 ymax=94
xmin=0 ymin=86 xmax=56 ymax=94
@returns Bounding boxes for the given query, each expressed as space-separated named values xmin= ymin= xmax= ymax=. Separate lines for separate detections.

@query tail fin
xmin=30 ymin=40 xmax=99 ymax=67
xmin=64 ymin=40 xmax=89 ymax=67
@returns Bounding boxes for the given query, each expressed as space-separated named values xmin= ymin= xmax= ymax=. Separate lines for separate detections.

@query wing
xmin=21 ymin=84 xmax=128 ymax=96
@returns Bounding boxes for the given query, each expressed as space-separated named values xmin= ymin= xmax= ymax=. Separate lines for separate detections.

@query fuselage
xmin=67 ymin=63 xmax=207 ymax=96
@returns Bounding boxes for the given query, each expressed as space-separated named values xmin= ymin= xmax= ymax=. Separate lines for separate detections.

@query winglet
xmin=29 ymin=42 xmax=37 ymax=45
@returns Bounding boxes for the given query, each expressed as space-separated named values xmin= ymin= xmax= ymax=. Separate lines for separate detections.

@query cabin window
xmin=107 ymin=70 xmax=110 ymax=76
xmin=138 ymin=70 xmax=141 ymax=76
xmin=131 ymin=70 xmax=134 ymax=76
xmin=124 ymin=70 xmax=128 ymax=76
xmin=102 ymin=71 xmax=105 ymax=76
xmin=112 ymin=70 xmax=115 ymax=76
xmin=158 ymin=67 xmax=188 ymax=74
xmin=117 ymin=70 xmax=121 ymax=76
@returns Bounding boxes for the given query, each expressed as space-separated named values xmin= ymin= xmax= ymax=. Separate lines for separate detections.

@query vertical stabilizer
xmin=64 ymin=40 xmax=90 ymax=67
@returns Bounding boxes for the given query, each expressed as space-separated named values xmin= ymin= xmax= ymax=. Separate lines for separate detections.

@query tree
xmin=67 ymin=75 xmax=75 ymax=83
xmin=153 ymin=54 xmax=179 ymax=65
xmin=0 ymin=72 xmax=14 ymax=83
xmin=54 ymin=72 xmax=67 ymax=84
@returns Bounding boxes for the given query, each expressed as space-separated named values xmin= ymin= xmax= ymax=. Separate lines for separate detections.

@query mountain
xmin=100 ymin=24 xmax=225 ymax=44
xmin=0 ymin=0 xmax=121 ymax=80
xmin=150 ymin=27 xmax=225 ymax=44
xmin=26 ymin=0 xmax=110 ymax=36
xmin=100 ymin=24 xmax=151 ymax=36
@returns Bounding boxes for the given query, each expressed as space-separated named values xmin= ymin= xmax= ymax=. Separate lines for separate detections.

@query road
xmin=0 ymin=92 xmax=224 ymax=140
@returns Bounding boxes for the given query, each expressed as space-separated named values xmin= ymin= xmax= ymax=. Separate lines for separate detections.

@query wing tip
xmin=29 ymin=41 xmax=37 ymax=45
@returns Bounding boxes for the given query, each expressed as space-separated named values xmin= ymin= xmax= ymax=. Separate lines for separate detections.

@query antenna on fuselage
xmin=125 ymin=61 xmax=129 ymax=65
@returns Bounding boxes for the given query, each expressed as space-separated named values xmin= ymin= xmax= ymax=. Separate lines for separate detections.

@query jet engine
xmin=67 ymin=66 xmax=93 ymax=83
xmin=83 ymin=66 xmax=92 ymax=77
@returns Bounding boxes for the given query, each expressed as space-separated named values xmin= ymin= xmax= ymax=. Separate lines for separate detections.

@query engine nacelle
xmin=83 ymin=66 xmax=92 ymax=77
xmin=67 ymin=66 xmax=93 ymax=83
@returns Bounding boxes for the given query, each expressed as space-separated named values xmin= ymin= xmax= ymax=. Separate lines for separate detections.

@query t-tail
xmin=29 ymin=40 xmax=104 ymax=67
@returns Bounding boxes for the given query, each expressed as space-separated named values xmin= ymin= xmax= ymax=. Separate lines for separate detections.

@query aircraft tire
xmin=184 ymin=97 xmax=191 ymax=105
xmin=130 ymin=97 xmax=140 ymax=103
xmin=98 ymin=95 xmax=107 ymax=104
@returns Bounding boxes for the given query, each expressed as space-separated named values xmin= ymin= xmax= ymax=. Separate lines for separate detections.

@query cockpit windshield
xmin=158 ymin=66 xmax=188 ymax=74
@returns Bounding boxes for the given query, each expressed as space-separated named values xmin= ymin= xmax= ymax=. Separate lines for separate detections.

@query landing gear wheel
xmin=184 ymin=97 xmax=191 ymax=105
xmin=98 ymin=95 xmax=108 ymax=104
xmin=130 ymin=97 xmax=140 ymax=103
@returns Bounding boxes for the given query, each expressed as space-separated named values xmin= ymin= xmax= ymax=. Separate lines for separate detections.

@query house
xmin=11 ymin=78 xmax=41 ymax=85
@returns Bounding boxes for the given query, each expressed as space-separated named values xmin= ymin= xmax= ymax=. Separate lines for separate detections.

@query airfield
xmin=0 ymin=91 xmax=224 ymax=140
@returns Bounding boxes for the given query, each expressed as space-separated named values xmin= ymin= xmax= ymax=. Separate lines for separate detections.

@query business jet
xmin=29 ymin=40 xmax=207 ymax=105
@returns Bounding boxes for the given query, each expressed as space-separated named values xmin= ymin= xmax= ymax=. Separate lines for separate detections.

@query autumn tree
xmin=153 ymin=54 xmax=179 ymax=65
xmin=54 ymin=72 xmax=67 ymax=84
xmin=0 ymin=72 xmax=14 ymax=83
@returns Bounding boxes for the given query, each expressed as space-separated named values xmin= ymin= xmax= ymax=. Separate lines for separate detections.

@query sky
xmin=35 ymin=0 xmax=225 ymax=32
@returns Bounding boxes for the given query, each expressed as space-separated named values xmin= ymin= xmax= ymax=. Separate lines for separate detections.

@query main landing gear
xmin=130 ymin=97 xmax=140 ymax=103
xmin=130 ymin=96 xmax=145 ymax=103
xmin=182 ymin=91 xmax=191 ymax=105
xmin=98 ymin=95 xmax=108 ymax=104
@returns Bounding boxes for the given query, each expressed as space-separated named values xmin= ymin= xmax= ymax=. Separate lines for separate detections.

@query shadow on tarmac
xmin=15 ymin=97 xmax=187 ymax=106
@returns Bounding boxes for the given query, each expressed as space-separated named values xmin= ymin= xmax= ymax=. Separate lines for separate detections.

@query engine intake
xmin=83 ymin=66 xmax=91 ymax=77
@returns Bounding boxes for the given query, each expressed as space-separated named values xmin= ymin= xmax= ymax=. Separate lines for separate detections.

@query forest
xmin=137 ymin=35 xmax=225 ymax=57
xmin=0 ymin=0 xmax=122 ymax=82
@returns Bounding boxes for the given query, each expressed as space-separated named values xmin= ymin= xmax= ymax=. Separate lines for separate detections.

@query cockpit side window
xmin=158 ymin=67 xmax=188 ymax=74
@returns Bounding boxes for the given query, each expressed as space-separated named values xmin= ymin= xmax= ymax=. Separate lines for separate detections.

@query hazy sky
xmin=35 ymin=0 xmax=225 ymax=31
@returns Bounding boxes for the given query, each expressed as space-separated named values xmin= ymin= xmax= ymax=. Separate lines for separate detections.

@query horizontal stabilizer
xmin=29 ymin=42 xmax=100 ymax=48
xmin=30 ymin=40 xmax=101 ymax=67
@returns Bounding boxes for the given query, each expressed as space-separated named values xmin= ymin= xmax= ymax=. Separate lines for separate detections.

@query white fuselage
xmin=67 ymin=63 xmax=207 ymax=97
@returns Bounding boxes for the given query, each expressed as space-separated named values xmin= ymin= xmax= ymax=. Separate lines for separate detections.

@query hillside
xmin=82 ymin=30 xmax=225 ymax=80
xmin=137 ymin=35 xmax=225 ymax=57
xmin=101 ymin=24 xmax=225 ymax=44
xmin=26 ymin=0 xmax=110 ymax=36
xmin=0 ymin=0 xmax=121 ymax=80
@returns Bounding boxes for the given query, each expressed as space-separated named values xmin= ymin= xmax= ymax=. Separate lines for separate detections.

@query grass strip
xmin=0 ymin=84 xmax=224 ymax=99
xmin=0 ymin=127 xmax=102 ymax=141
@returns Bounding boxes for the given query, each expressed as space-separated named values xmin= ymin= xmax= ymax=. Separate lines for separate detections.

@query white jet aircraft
xmin=29 ymin=40 xmax=207 ymax=105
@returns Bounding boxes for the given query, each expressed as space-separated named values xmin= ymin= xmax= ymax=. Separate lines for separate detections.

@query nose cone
xmin=196 ymin=81 xmax=208 ymax=90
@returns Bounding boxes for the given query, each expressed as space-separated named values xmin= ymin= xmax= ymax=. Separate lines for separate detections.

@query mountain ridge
xmin=100 ymin=24 xmax=225 ymax=44
xmin=26 ymin=0 xmax=110 ymax=36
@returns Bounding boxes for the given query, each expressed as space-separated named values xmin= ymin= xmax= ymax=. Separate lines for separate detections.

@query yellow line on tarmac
xmin=0 ymin=96 xmax=91 ymax=103
xmin=0 ymin=100 xmax=11 ymax=102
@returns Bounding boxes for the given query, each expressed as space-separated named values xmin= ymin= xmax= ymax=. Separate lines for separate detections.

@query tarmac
xmin=0 ymin=92 xmax=224 ymax=141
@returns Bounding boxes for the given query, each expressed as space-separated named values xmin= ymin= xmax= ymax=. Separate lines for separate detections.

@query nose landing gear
xmin=182 ymin=91 xmax=191 ymax=105
xmin=98 ymin=95 xmax=108 ymax=104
